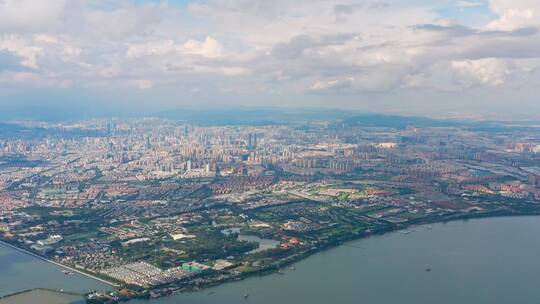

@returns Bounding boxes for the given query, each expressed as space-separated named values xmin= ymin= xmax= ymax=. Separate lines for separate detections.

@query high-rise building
xmin=248 ymin=133 xmax=257 ymax=150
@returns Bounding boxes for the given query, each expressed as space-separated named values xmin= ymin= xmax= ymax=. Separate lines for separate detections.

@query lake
xmin=221 ymin=227 xmax=280 ymax=253
xmin=3 ymin=216 xmax=540 ymax=304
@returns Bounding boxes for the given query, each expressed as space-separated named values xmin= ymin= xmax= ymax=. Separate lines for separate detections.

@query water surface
xmin=0 ymin=243 xmax=111 ymax=297
xmin=221 ymin=228 xmax=280 ymax=253
xmin=0 ymin=289 xmax=85 ymax=304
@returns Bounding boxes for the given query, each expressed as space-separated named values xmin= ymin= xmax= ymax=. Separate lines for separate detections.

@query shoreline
xmin=121 ymin=211 xmax=540 ymax=302
xmin=0 ymin=240 xmax=117 ymax=288
xmin=2 ymin=211 xmax=540 ymax=302
xmin=156 ymin=211 xmax=540 ymax=290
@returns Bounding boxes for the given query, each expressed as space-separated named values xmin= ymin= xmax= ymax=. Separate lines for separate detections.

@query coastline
xmin=0 ymin=240 xmax=117 ymax=288
xmin=120 ymin=211 xmax=540 ymax=302
xmin=169 ymin=211 xmax=540 ymax=290
xmin=2 ymin=210 xmax=540 ymax=302
xmin=127 ymin=214 xmax=540 ymax=304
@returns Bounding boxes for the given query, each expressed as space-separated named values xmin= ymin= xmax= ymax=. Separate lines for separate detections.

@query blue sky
xmin=1 ymin=0 xmax=540 ymax=120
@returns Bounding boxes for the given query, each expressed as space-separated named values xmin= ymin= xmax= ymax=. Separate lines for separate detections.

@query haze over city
xmin=2 ymin=0 xmax=540 ymax=119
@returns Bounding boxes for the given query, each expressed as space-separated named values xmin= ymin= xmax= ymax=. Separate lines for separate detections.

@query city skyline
xmin=2 ymin=116 xmax=540 ymax=303
xmin=2 ymin=0 xmax=540 ymax=119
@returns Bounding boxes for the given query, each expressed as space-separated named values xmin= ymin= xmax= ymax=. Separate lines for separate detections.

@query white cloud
xmin=487 ymin=0 xmax=540 ymax=30
xmin=127 ymin=37 xmax=224 ymax=59
xmin=182 ymin=37 xmax=224 ymax=58
xmin=451 ymin=58 xmax=510 ymax=87
xmin=311 ymin=78 xmax=353 ymax=91
xmin=0 ymin=0 xmax=66 ymax=32
xmin=33 ymin=34 xmax=60 ymax=45
xmin=0 ymin=0 xmax=540 ymax=115
xmin=0 ymin=36 xmax=43 ymax=69
xmin=62 ymin=45 xmax=81 ymax=59
xmin=457 ymin=1 xmax=484 ymax=8
xmin=127 ymin=40 xmax=177 ymax=58
xmin=85 ymin=6 xmax=161 ymax=39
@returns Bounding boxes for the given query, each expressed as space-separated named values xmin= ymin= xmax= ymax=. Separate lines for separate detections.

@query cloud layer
xmin=1 ymin=0 xmax=540 ymax=118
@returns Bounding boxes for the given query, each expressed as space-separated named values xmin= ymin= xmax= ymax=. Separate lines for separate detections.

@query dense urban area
xmin=1 ymin=116 xmax=540 ymax=303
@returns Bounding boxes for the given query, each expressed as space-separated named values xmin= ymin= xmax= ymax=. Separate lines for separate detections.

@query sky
xmin=1 ymin=0 xmax=540 ymax=120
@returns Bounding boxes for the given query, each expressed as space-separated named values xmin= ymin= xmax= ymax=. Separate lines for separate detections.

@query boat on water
xmin=399 ymin=230 xmax=411 ymax=234
xmin=244 ymin=293 xmax=249 ymax=299
xmin=62 ymin=270 xmax=74 ymax=275
xmin=426 ymin=225 xmax=433 ymax=230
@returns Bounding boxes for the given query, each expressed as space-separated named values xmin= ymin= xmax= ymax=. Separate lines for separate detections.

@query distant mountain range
xmin=154 ymin=108 xmax=357 ymax=125
xmin=1 ymin=107 xmax=539 ymax=134
xmin=0 ymin=123 xmax=105 ymax=139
